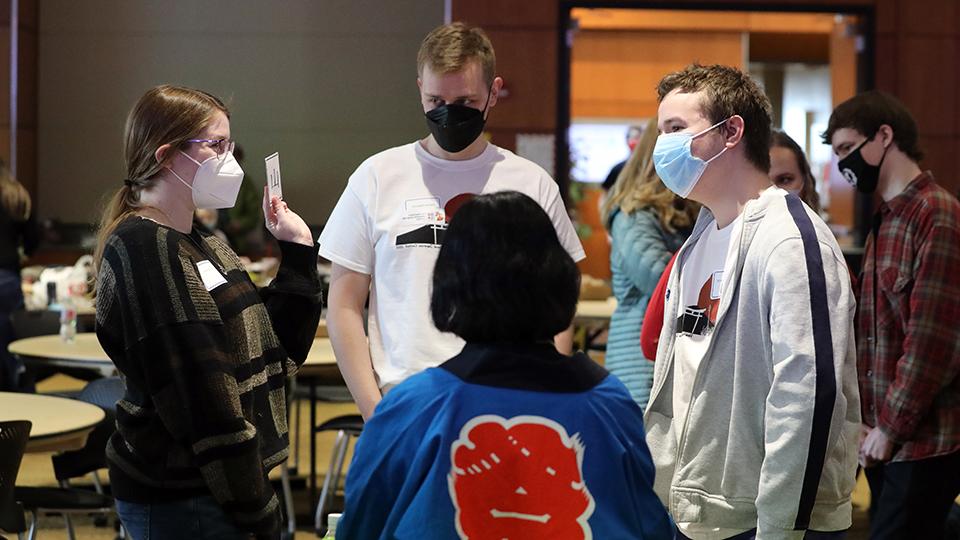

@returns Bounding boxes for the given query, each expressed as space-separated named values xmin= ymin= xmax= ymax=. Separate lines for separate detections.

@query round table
xmin=0 ymin=392 xmax=105 ymax=453
xmin=10 ymin=333 xmax=335 ymax=377
xmin=299 ymin=337 xmax=336 ymax=376
xmin=9 ymin=333 xmax=115 ymax=376
xmin=574 ymin=297 xmax=618 ymax=323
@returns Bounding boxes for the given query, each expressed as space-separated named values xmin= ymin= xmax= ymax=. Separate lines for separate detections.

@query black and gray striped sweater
xmin=95 ymin=216 xmax=322 ymax=538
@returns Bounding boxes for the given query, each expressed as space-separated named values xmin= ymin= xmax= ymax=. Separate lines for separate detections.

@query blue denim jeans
xmin=0 ymin=269 xmax=24 ymax=391
xmin=116 ymin=496 xmax=250 ymax=540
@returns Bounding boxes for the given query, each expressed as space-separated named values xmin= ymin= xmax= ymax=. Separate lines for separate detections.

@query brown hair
xmin=771 ymin=131 xmax=821 ymax=214
xmin=93 ymin=85 xmax=228 ymax=270
xmin=0 ymin=159 xmax=31 ymax=222
xmin=602 ymin=117 xmax=700 ymax=233
xmin=657 ymin=64 xmax=773 ymax=173
xmin=822 ymin=90 xmax=923 ymax=162
xmin=417 ymin=22 xmax=496 ymax=87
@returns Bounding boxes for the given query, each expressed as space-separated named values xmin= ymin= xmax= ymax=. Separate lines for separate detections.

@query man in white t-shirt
xmin=643 ymin=64 xmax=859 ymax=539
xmin=318 ymin=23 xmax=584 ymax=420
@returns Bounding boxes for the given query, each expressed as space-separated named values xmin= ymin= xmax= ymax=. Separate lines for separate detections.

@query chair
xmin=0 ymin=420 xmax=31 ymax=538
xmin=15 ymin=377 xmax=125 ymax=540
xmin=313 ymin=414 xmax=363 ymax=536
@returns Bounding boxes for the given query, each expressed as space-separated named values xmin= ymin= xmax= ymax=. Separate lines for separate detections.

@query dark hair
xmin=657 ymin=64 xmax=773 ymax=173
xmin=822 ymin=90 xmax=923 ymax=162
xmin=771 ymin=131 xmax=821 ymax=214
xmin=431 ymin=191 xmax=580 ymax=343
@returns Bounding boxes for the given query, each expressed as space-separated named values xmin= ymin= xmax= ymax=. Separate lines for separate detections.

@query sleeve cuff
xmin=278 ymin=240 xmax=321 ymax=280
xmin=877 ymin=405 xmax=921 ymax=444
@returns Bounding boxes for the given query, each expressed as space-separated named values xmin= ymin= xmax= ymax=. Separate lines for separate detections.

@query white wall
xmin=38 ymin=1 xmax=444 ymax=224
xmin=781 ymin=64 xmax=833 ymax=178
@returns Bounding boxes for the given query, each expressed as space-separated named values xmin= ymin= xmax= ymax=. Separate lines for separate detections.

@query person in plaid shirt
xmin=824 ymin=90 xmax=960 ymax=538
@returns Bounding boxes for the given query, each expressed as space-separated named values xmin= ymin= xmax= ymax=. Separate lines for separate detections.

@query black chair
xmin=312 ymin=414 xmax=363 ymax=536
xmin=15 ymin=377 xmax=125 ymax=540
xmin=0 ymin=420 xmax=31 ymax=538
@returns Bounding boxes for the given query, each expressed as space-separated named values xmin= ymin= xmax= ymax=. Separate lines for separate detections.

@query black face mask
xmin=424 ymin=90 xmax=492 ymax=153
xmin=838 ymin=135 xmax=888 ymax=194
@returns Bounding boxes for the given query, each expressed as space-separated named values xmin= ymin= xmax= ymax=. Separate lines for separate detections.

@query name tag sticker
xmin=197 ymin=260 xmax=227 ymax=291
xmin=710 ymin=271 xmax=723 ymax=300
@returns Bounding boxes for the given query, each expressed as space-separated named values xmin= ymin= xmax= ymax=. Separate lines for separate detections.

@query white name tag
xmin=710 ymin=270 xmax=724 ymax=300
xmin=196 ymin=260 xmax=227 ymax=291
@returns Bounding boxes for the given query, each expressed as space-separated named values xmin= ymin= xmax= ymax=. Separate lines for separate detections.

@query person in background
xmin=337 ymin=191 xmax=673 ymax=540
xmin=645 ymin=64 xmax=859 ymax=538
xmin=218 ymin=144 xmax=265 ymax=257
xmin=195 ymin=208 xmax=230 ymax=245
xmin=0 ymin=160 xmax=39 ymax=391
xmin=94 ymin=84 xmax=322 ymax=539
xmin=770 ymin=130 xmax=822 ymax=214
xmin=600 ymin=116 xmax=698 ymax=408
xmin=319 ymin=23 xmax=584 ymax=421
xmin=602 ymin=124 xmax=643 ymax=191
xmin=824 ymin=90 xmax=960 ymax=539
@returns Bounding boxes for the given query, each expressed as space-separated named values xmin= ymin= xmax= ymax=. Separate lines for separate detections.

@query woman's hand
xmin=262 ymin=187 xmax=314 ymax=247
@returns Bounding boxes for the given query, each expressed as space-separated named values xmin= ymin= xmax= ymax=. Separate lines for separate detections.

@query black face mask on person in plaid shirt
xmin=838 ymin=135 xmax=889 ymax=194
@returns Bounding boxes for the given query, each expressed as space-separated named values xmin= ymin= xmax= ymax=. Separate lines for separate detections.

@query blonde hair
xmin=0 ymin=160 xmax=31 ymax=222
xmin=417 ymin=22 xmax=496 ymax=87
xmin=94 ymin=85 xmax=228 ymax=270
xmin=602 ymin=117 xmax=700 ymax=233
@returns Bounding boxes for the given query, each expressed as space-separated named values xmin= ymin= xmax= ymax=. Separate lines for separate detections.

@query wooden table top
xmin=575 ymin=297 xmax=618 ymax=322
xmin=304 ymin=337 xmax=335 ymax=366
xmin=9 ymin=333 xmax=112 ymax=366
xmin=9 ymin=332 xmax=336 ymax=378
xmin=0 ymin=392 xmax=105 ymax=453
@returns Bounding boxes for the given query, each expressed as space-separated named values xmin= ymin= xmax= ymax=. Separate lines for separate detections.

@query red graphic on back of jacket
xmin=448 ymin=415 xmax=594 ymax=540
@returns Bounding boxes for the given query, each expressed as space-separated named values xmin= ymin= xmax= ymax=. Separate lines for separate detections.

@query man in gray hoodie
xmin=644 ymin=64 xmax=860 ymax=540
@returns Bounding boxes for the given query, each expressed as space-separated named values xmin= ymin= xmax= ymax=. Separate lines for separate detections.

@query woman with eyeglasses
xmin=94 ymin=85 xmax=322 ymax=539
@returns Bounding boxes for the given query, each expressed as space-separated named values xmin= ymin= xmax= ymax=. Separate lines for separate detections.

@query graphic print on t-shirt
xmin=395 ymin=193 xmax=476 ymax=248
xmin=448 ymin=415 xmax=595 ymax=540
xmin=678 ymin=270 xmax=723 ymax=336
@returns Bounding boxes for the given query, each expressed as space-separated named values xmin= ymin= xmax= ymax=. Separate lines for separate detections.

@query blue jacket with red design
xmin=337 ymin=342 xmax=673 ymax=539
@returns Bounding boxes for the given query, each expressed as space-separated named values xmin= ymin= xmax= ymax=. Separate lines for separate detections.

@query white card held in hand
xmin=265 ymin=152 xmax=283 ymax=201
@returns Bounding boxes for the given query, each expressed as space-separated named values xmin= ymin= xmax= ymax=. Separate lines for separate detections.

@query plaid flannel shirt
xmin=858 ymin=171 xmax=960 ymax=462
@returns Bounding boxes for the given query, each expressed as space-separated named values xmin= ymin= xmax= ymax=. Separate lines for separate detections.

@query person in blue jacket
xmin=337 ymin=191 xmax=673 ymax=539
xmin=601 ymin=117 xmax=699 ymax=408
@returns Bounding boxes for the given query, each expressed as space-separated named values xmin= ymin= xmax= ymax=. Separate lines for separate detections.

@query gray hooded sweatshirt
xmin=644 ymin=187 xmax=861 ymax=539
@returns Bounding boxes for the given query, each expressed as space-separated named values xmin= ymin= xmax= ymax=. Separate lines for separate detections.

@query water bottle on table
xmin=59 ymin=295 xmax=76 ymax=343
xmin=320 ymin=513 xmax=340 ymax=539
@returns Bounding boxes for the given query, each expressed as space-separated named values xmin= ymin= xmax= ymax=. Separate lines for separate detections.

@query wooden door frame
xmin=556 ymin=1 xmax=876 ymax=242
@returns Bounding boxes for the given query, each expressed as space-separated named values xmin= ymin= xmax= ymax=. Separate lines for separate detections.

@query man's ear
xmin=723 ymin=115 xmax=746 ymax=148
xmin=487 ymin=76 xmax=504 ymax=109
xmin=877 ymin=124 xmax=895 ymax=149
xmin=154 ymin=143 xmax=173 ymax=166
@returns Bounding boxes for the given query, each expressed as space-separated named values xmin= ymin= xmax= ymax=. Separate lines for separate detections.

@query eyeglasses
xmin=186 ymin=138 xmax=235 ymax=160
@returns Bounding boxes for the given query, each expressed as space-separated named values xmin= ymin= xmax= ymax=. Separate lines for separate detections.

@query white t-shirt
xmin=672 ymin=217 xmax=746 ymax=540
xmin=318 ymin=141 xmax=585 ymax=388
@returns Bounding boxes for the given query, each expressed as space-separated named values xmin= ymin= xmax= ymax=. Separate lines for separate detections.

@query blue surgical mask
xmin=653 ymin=118 xmax=731 ymax=198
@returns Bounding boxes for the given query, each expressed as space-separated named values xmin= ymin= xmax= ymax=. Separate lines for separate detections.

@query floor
xmin=11 ymin=373 xmax=873 ymax=539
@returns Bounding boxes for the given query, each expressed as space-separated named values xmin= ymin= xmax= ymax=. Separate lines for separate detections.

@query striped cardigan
xmin=96 ymin=216 xmax=321 ymax=538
